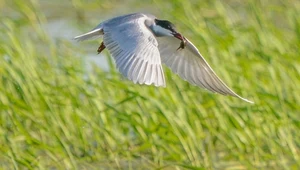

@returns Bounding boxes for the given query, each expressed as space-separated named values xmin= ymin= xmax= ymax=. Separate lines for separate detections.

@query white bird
xmin=74 ymin=13 xmax=253 ymax=103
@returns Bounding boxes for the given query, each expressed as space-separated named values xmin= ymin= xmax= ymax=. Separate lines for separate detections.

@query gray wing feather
xmin=74 ymin=13 xmax=148 ymax=41
xmin=74 ymin=28 xmax=103 ymax=41
xmin=158 ymin=37 xmax=253 ymax=103
xmin=102 ymin=14 xmax=165 ymax=87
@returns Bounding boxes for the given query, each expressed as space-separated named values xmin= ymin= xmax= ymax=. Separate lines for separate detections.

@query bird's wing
xmin=158 ymin=37 xmax=253 ymax=103
xmin=74 ymin=13 xmax=143 ymax=41
xmin=74 ymin=28 xmax=104 ymax=41
xmin=102 ymin=14 xmax=165 ymax=87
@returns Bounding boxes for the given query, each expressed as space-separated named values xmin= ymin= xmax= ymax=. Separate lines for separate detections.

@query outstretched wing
xmin=158 ymin=37 xmax=253 ymax=103
xmin=74 ymin=28 xmax=104 ymax=41
xmin=74 ymin=13 xmax=143 ymax=41
xmin=102 ymin=14 xmax=165 ymax=87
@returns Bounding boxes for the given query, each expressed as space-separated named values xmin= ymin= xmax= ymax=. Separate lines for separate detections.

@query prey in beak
xmin=173 ymin=32 xmax=187 ymax=50
xmin=153 ymin=19 xmax=187 ymax=50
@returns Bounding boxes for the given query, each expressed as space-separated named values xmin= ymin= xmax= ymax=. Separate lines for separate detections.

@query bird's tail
xmin=74 ymin=28 xmax=103 ymax=41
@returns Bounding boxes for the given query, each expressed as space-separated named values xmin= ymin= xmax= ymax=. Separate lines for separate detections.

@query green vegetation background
xmin=0 ymin=0 xmax=299 ymax=169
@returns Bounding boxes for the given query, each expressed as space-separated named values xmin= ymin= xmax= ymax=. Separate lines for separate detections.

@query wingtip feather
xmin=74 ymin=28 xmax=103 ymax=41
xmin=240 ymin=97 xmax=254 ymax=104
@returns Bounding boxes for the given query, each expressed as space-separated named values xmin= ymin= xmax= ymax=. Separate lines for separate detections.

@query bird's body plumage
xmin=74 ymin=13 xmax=253 ymax=103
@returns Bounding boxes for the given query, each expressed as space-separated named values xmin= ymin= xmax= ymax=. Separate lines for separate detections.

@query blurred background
xmin=0 ymin=0 xmax=299 ymax=169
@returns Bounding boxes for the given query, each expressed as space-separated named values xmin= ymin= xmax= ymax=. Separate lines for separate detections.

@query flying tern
xmin=74 ymin=13 xmax=253 ymax=103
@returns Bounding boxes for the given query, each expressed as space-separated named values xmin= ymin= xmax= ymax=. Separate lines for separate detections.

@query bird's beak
xmin=172 ymin=32 xmax=183 ymax=41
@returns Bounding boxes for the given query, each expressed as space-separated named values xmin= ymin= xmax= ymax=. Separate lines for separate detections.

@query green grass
xmin=1 ymin=0 xmax=300 ymax=169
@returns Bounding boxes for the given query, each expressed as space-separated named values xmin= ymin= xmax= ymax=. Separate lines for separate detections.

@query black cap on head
xmin=154 ymin=19 xmax=176 ymax=32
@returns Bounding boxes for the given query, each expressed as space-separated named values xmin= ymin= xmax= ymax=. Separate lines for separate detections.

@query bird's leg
xmin=97 ymin=42 xmax=106 ymax=54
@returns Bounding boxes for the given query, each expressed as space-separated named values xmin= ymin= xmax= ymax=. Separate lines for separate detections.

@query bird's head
xmin=152 ymin=19 xmax=183 ymax=41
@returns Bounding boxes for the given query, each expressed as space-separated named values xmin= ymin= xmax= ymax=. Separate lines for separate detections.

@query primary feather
xmin=74 ymin=28 xmax=103 ymax=41
xmin=158 ymin=37 xmax=253 ymax=103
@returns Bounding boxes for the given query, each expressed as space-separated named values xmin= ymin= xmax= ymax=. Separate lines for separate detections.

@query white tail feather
xmin=74 ymin=28 xmax=103 ymax=41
